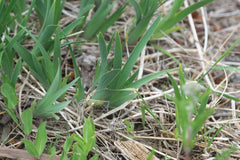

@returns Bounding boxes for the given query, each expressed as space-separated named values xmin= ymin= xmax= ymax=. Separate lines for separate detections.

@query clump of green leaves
xmin=0 ymin=81 xmax=19 ymax=125
xmin=21 ymin=122 xmax=48 ymax=158
xmin=0 ymin=0 xmax=26 ymax=40
xmin=127 ymin=0 xmax=215 ymax=44
xmin=0 ymin=0 xmax=25 ymax=118
xmin=60 ymin=116 xmax=99 ymax=160
xmin=76 ymin=0 xmax=126 ymax=40
xmin=11 ymin=106 xmax=55 ymax=159
xmin=153 ymin=0 xmax=215 ymax=38
xmin=20 ymin=114 xmax=98 ymax=159
xmin=4 ymin=0 xmax=84 ymax=90
xmin=71 ymin=116 xmax=99 ymax=160
xmin=167 ymin=65 xmax=214 ymax=157
xmin=1 ymin=0 xmax=85 ymax=120
xmin=32 ymin=68 xmax=79 ymax=119
xmin=127 ymin=0 xmax=162 ymax=44
xmin=91 ymin=15 xmax=177 ymax=107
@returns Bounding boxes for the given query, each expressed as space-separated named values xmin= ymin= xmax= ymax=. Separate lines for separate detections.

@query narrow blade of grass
xmin=167 ymin=72 xmax=181 ymax=100
xmin=99 ymin=4 xmax=126 ymax=35
xmin=153 ymin=0 xmax=214 ymax=37
xmin=152 ymin=44 xmax=180 ymax=65
xmin=84 ymin=0 xmax=113 ymax=39
xmin=113 ymin=31 xmax=122 ymax=69
xmin=198 ymin=37 xmax=240 ymax=82
xmin=178 ymin=64 xmax=185 ymax=86
xmin=128 ymin=68 xmax=178 ymax=88
xmin=110 ymin=14 xmax=162 ymax=88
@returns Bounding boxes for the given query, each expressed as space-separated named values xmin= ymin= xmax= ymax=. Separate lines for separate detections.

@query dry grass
xmin=1 ymin=0 xmax=240 ymax=159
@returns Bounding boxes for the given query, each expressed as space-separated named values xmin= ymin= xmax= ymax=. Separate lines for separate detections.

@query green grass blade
xmin=42 ymin=66 xmax=61 ymax=95
xmin=59 ymin=17 xmax=84 ymax=39
xmin=106 ymin=59 xmax=114 ymax=71
xmin=98 ymin=33 xmax=108 ymax=73
xmin=207 ymin=125 xmax=225 ymax=146
xmin=178 ymin=64 xmax=185 ymax=86
xmin=4 ymin=34 xmax=34 ymax=68
xmin=123 ymin=69 xmax=139 ymax=87
xmin=33 ymin=77 xmax=79 ymax=118
xmin=142 ymin=104 xmax=165 ymax=130
xmin=1 ymin=50 xmax=14 ymax=79
xmin=110 ymin=14 xmax=162 ymax=88
xmin=32 ymin=67 xmax=61 ymax=116
xmin=140 ymin=105 xmax=146 ymax=127
xmin=11 ymin=58 xmax=22 ymax=87
xmin=79 ymin=4 xmax=95 ymax=17
xmin=0 ymin=51 xmax=3 ymax=70
xmin=172 ymin=0 xmax=214 ymax=30
xmin=34 ymin=0 xmax=46 ymax=25
xmin=107 ymin=31 xmax=116 ymax=53
xmin=47 ymin=77 xmax=78 ymax=104
xmin=213 ymin=65 xmax=240 ymax=72
xmin=109 ymin=91 xmax=137 ymax=107
xmin=152 ymin=44 xmax=180 ymax=65
xmin=90 ymin=60 xmax=101 ymax=91
xmin=198 ymin=87 xmax=210 ymax=115
xmin=128 ymin=68 xmax=177 ymax=88
xmin=192 ymin=108 xmax=214 ymax=142
xmin=79 ymin=0 xmax=95 ymax=17
xmin=31 ymin=55 xmax=49 ymax=88
xmin=198 ymin=37 xmax=240 ymax=82
xmin=22 ymin=0 xmax=36 ymax=26
xmin=99 ymin=4 xmax=126 ymax=34
xmin=128 ymin=0 xmax=160 ymax=44
xmin=5 ymin=28 xmax=27 ymax=53
xmin=53 ymin=0 xmax=65 ymax=25
xmin=129 ymin=0 xmax=142 ymax=24
xmin=136 ymin=90 xmax=166 ymax=130
xmin=13 ymin=0 xmax=26 ymax=23
xmin=127 ymin=15 xmax=152 ymax=44
xmin=92 ymin=89 xmax=136 ymax=107
xmin=154 ymin=0 xmax=214 ymax=36
xmin=64 ymin=37 xmax=84 ymax=101
xmin=213 ymin=90 xmax=240 ymax=102
xmin=153 ymin=26 xmax=183 ymax=39
xmin=84 ymin=0 xmax=113 ymax=39
xmin=39 ymin=0 xmax=62 ymax=29
xmin=38 ymin=25 xmax=57 ymax=48
xmin=53 ymin=26 xmax=61 ymax=71
xmin=18 ymin=23 xmax=55 ymax=82
xmin=97 ymin=70 xmax=120 ymax=89
xmin=42 ymin=101 xmax=71 ymax=117
xmin=76 ymin=0 xmax=95 ymax=30
xmin=163 ymin=0 xmax=184 ymax=21
xmin=193 ymin=125 xmax=215 ymax=145
xmin=0 ymin=0 xmax=16 ymax=27
xmin=113 ymin=31 xmax=122 ymax=69
xmin=167 ymin=72 xmax=181 ymax=100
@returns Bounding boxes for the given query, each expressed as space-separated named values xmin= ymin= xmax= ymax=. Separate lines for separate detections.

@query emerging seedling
xmin=167 ymin=64 xmax=214 ymax=158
